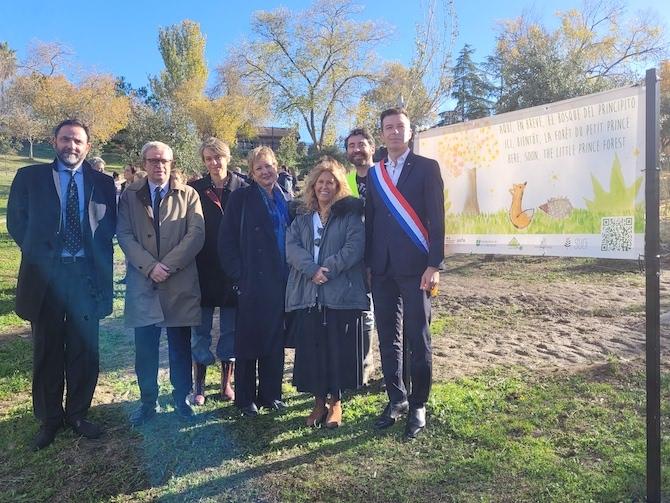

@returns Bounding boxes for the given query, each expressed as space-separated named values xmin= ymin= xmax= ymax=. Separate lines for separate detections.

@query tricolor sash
xmin=369 ymin=159 xmax=429 ymax=254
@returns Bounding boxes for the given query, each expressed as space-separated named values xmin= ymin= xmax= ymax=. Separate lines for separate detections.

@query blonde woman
xmin=219 ymin=146 xmax=292 ymax=416
xmin=285 ymin=157 xmax=369 ymax=428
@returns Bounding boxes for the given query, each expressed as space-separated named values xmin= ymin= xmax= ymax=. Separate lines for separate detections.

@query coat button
xmin=147 ymin=234 xmax=152 ymax=238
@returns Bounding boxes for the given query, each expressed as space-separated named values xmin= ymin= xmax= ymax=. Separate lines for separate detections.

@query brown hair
xmin=380 ymin=107 xmax=410 ymax=129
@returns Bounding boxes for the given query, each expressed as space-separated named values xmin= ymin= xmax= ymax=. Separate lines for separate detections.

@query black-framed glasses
xmin=314 ymin=226 xmax=324 ymax=247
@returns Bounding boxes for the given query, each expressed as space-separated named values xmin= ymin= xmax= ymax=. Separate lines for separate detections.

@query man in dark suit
xmin=365 ymin=108 xmax=445 ymax=440
xmin=7 ymin=119 xmax=117 ymax=450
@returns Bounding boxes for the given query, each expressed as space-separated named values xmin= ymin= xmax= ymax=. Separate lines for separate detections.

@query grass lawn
xmin=0 ymin=154 xmax=667 ymax=502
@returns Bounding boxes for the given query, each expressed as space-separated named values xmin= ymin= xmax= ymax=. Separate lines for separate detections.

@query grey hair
xmin=140 ymin=141 xmax=173 ymax=160
xmin=89 ymin=157 xmax=105 ymax=170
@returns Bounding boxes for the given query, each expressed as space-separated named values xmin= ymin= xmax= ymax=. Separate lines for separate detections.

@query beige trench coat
xmin=117 ymin=177 xmax=205 ymax=328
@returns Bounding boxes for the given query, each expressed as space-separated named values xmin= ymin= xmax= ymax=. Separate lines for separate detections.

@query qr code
xmin=601 ymin=216 xmax=633 ymax=252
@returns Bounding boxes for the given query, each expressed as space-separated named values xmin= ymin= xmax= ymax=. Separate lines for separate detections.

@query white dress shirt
xmin=386 ymin=148 xmax=410 ymax=186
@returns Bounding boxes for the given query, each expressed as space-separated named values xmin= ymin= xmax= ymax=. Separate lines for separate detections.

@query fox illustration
xmin=509 ymin=182 xmax=534 ymax=230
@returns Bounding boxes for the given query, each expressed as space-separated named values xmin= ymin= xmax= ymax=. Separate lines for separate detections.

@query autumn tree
xmin=491 ymin=0 xmax=667 ymax=112
xmin=228 ymin=0 xmax=388 ymax=150
xmin=150 ymin=20 xmax=208 ymax=104
xmin=1 ymin=41 xmax=130 ymax=157
xmin=354 ymin=0 xmax=458 ymax=135
xmin=660 ymin=60 xmax=670 ymax=161
xmin=150 ymin=21 xmax=264 ymax=145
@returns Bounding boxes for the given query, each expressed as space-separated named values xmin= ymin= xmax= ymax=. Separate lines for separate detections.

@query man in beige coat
xmin=117 ymin=141 xmax=205 ymax=425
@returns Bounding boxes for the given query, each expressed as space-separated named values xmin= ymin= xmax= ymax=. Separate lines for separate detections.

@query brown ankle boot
xmin=189 ymin=363 xmax=207 ymax=406
xmin=326 ymin=397 xmax=342 ymax=429
xmin=306 ymin=396 xmax=328 ymax=427
xmin=220 ymin=361 xmax=235 ymax=401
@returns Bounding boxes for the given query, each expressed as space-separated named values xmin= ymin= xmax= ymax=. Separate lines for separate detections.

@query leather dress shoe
xmin=174 ymin=400 xmax=194 ymax=422
xmin=374 ymin=400 xmax=409 ymax=429
xmin=68 ymin=418 xmax=102 ymax=439
xmin=239 ymin=403 xmax=259 ymax=417
xmin=404 ymin=406 xmax=426 ymax=440
xmin=262 ymin=400 xmax=287 ymax=411
xmin=129 ymin=402 xmax=161 ymax=426
xmin=32 ymin=422 xmax=63 ymax=451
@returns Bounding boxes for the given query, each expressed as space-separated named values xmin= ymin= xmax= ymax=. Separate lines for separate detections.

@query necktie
xmin=63 ymin=170 xmax=82 ymax=255
xmin=153 ymin=186 xmax=162 ymax=256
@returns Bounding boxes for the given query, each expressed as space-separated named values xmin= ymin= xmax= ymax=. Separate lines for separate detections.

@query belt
xmin=59 ymin=256 xmax=88 ymax=264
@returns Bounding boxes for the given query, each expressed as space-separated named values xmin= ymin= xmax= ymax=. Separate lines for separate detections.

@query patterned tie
xmin=153 ymin=186 xmax=162 ymax=256
xmin=63 ymin=169 xmax=82 ymax=255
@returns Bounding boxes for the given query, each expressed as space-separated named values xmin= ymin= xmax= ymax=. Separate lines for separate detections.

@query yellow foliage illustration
xmin=433 ymin=123 xmax=500 ymax=178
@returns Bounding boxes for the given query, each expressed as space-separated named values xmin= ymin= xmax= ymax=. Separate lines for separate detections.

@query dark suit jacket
xmin=218 ymin=183 xmax=292 ymax=359
xmin=189 ymin=173 xmax=247 ymax=307
xmin=7 ymin=159 xmax=117 ymax=321
xmin=365 ymin=151 xmax=445 ymax=276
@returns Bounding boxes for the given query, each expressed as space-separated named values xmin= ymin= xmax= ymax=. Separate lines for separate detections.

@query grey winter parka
xmin=285 ymin=196 xmax=369 ymax=312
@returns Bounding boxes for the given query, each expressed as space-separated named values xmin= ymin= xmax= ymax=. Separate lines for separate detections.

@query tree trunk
xmin=29 ymin=139 xmax=34 ymax=160
xmin=462 ymin=167 xmax=480 ymax=215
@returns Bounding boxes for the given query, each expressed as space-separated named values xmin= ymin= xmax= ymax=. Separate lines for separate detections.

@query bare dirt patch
xmin=429 ymin=255 xmax=669 ymax=381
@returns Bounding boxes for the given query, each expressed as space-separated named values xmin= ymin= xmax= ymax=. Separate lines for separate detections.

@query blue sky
xmin=1 ymin=0 xmax=667 ymax=124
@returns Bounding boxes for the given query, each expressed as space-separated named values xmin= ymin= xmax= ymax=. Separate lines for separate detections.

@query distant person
xmin=286 ymin=157 xmax=368 ymax=428
xmin=7 ymin=119 xmax=117 ymax=450
xmin=188 ymin=138 xmax=247 ymax=405
xmin=219 ymin=146 xmax=292 ymax=417
xmin=366 ymin=108 xmax=445 ymax=440
xmin=117 ymin=141 xmax=205 ymax=425
xmin=344 ymin=127 xmax=377 ymax=384
xmin=111 ymin=172 xmax=121 ymax=198
xmin=121 ymin=164 xmax=137 ymax=192
xmin=277 ymin=164 xmax=295 ymax=197
xmin=89 ymin=157 xmax=106 ymax=173
xmin=232 ymin=166 xmax=250 ymax=183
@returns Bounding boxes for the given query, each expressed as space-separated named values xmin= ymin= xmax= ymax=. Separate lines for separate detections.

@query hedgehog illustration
xmin=538 ymin=197 xmax=574 ymax=219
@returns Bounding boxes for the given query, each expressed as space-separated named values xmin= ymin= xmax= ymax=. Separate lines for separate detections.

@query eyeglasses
xmin=145 ymin=158 xmax=173 ymax=166
xmin=314 ymin=226 xmax=324 ymax=247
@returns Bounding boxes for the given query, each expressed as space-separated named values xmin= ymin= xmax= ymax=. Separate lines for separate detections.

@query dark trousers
xmin=32 ymin=261 xmax=99 ymax=426
xmin=234 ymin=337 xmax=284 ymax=408
xmin=371 ymin=273 xmax=432 ymax=406
xmin=134 ymin=325 xmax=192 ymax=405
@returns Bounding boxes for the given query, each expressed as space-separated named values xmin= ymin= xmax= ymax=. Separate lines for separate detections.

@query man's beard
xmin=57 ymin=150 xmax=83 ymax=167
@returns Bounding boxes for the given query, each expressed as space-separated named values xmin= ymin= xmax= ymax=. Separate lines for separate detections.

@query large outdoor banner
xmin=415 ymin=85 xmax=646 ymax=259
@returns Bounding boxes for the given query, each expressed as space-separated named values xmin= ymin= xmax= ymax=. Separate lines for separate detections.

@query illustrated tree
xmin=490 ymin=0 xmax=667 ymax=113
xmin=449 ymin=44 xmax=494 ymax=122
xmin=228 ymin=0 xmax=387 ymax=150
xmin=431 ymin=123 xmax=500 ymax=214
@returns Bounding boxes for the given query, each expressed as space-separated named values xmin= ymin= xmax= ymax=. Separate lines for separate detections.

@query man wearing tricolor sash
xmin=365 ymin=108 xmax=445 ymax=440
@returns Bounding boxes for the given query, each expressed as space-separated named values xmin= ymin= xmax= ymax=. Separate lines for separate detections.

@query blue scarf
xmin=258 ymin=184 xmax=289 ymax=265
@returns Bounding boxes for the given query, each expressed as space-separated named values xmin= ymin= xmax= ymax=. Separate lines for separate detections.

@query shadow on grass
xmin=126 ymin=383 xmax=389 ymax=502
xmin=0 ymin=400 xmax=152 ymax=502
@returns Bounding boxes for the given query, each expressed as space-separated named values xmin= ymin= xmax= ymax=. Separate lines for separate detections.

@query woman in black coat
xmin=218 ymin=146 xmax=292 ymax=416
xmin=188 ymin=138 xmax=247 ymax=406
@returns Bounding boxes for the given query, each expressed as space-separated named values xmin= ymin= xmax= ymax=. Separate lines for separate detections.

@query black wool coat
xmin=189 ymin=173 xmax=247 ymax=307
xmin=218 ymin=183 xmax=293 ymax=359
xmin=7 ymin=160 xmax=117 ymax=321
